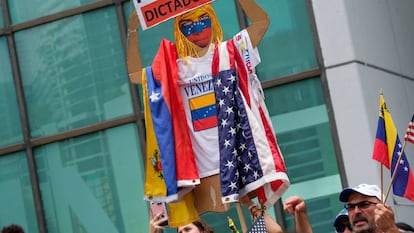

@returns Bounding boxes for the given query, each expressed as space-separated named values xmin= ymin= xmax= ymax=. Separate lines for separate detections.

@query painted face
xmin=177 ymin=223 xmax=201 ymax=233
xmin=179 ymin=8 xmax=212 ymax=47
xmin=346 ymin=193 xmax=379 ymax=233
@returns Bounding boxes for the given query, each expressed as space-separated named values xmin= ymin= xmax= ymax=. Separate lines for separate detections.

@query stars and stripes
xmin=247 ymin=214 xmax=267 ymax=233
xmin=214 ymin=69 xmax=265 ymax=202
xmin=210 ymin=38 xmax=289 ymax=208
xmin=405 ymin=114 xmax=414 ymax=144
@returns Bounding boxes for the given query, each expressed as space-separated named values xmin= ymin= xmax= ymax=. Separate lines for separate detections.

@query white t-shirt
xmin=176 ymin=30 xmax=260 ymax=178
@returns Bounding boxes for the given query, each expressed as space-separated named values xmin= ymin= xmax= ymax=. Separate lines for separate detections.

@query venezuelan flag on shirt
xmin=372 ymin=94 xmax=414 ymax=201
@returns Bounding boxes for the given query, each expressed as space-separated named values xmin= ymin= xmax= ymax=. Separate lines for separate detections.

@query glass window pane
xmin=257 ymin=0 xmax=318 ymax=80
xmin=0 ymin=151 xmax=40 ymax=233
xmin=0 ymin=36 xmax=23 ymax=146
xmin=213 ymin=0 xmax=239 ymax=40
xmin=123 ymin=2 xmax=135 ymax=29
xmin=7 ymin=0 xmax=100 ymax=24
xmin=35 ymin=124 xmax=146 ymax=233
xmin=0 ymin=5 xmax=4 ymax=28
xmin=264 ymin=78 xmax=341 ymax=233
xmin=265 ymin=78 xmax=339 ymax=183
xmin=14 ymin=7 xmax=133 ymax=138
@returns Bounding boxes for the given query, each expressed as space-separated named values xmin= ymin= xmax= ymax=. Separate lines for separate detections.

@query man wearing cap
xmin=339 ymin=183 xmax=412 ymax=233
xmin=333 ymin=208 xmax=352 ymax=233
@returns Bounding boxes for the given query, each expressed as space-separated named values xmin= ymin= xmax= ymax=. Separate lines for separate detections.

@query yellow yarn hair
xmin=174 ymin=4 xmax=223 ymax=59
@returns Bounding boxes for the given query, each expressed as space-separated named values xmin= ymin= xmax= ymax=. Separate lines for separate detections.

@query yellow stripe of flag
xmin=142 ymin=68 xmax=167 ymax=198
xmin=189 ymin=92 xmax=215 ymax=110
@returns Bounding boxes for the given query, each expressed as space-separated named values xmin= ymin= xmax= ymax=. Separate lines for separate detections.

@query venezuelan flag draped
xmin=143 ymin=67 xmax=200 ymax=227
xmin=151 ymin=39 xmax=200 ymax=187
xmin=372 ymin=94 xmax=414 ymax=201
xmin=167 ymin=192 xmax=199 ymax=228
xmin=142 ymin=67 xmax=167 ymax=200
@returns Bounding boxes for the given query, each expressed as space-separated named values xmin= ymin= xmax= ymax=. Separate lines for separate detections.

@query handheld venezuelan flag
xmin=372 ymin=93 xmax=414 ymax=201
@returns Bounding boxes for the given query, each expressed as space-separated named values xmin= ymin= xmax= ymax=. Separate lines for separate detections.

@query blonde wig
xmin=174 ymin=4 xmax=223 ymax=59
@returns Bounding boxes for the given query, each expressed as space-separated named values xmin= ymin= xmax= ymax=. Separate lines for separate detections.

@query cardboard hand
xmin=127 ymin=11 xmax=143 ymax=84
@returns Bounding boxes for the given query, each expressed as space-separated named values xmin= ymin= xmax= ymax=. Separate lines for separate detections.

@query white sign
xmin=133 ymin=0 xmax=215 ymax=30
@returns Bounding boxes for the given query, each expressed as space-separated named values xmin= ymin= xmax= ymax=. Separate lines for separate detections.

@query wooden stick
xmin=236 ymin=202 xmax=247 ymax=233
xmin=380 ymin=164 xmax=384 ymax=203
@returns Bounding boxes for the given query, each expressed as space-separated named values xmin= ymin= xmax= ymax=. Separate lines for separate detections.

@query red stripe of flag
xmin=405 ymin=114 xmax=414 ymax=144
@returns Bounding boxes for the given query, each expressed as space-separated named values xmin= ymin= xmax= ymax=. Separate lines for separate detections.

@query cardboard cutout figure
xmin=127 ymin=0 xmax=290 ymax=227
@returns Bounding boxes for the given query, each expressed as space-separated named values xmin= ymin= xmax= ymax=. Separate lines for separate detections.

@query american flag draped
xmin=405 ymin=114 xmax=414 ymax=144
xmin=247 ymin=214 xmax=267 ymax=233
xmin=212 ymin=39 xmax=289 ymax=206
xmin=372 ymin=94 xmax=414 ymax=201
xmin=215 ymin=68 xmax=265 ymax=200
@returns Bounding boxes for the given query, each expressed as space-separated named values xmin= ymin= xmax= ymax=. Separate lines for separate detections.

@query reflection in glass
xmin=0 ymin=151 xmax=39 ymax=233
xmin=7 ymin=0 xmax=100 ymax=24
xmin=256 ymin=0 xmax=318 ymax=80
xmin=0 ymin=37 xmax=23 ymax=147
xmin=35 ymin=124 xmax=146 ymax=233
xmin=14 ymin=7 xmax=133 ymax=138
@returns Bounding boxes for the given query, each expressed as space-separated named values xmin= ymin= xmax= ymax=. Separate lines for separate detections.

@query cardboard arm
xmin=237 ymin=0 xmax=270 ymax=48
xmin=126 ymin=11 xmax=143 ymax=84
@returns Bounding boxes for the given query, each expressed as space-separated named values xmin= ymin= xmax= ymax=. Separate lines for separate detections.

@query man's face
xmin=178 ymin=223 xmax=201 ymax=233
xmin=179 ymin=8 xmax=212 ymax=48
xmin=347 ymin=193 xmax=379 ymax=233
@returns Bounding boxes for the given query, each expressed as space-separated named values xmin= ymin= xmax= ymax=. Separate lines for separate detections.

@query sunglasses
xmin=344 ymin=201 xmax=378 ymax=211
xmin=336 ymin=223 xmax=352 ymax=233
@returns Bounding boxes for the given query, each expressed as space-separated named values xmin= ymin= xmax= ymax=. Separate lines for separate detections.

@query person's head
xmin=174 ymin=4 xmax=223 ymax=58
xmin=177 ymin=220 xmax=214 ymax=233
xmin=333 ymin=208 xmax=352 ymax=233
xmin=396 ymin=222 xmax=414 ymax=232
xmin=339 ymin=184 xmax=382 ymax=233
xmin=1 ymin=224 xmax=25 ymax=233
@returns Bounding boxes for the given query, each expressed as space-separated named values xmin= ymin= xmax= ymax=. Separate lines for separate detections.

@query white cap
xmin=339 ymin=184 xmax=382 ymax=202
xmin=333 ymin=208 xmax=348 ymax=227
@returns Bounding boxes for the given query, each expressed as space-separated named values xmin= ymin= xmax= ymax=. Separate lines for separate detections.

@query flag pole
xmin=384 ymin=139 xmax=408 ymax=202
xmin=380 ymin=165 xmax=384 ymax=203
xmin=379 ymin=89 xmax=384 ymax=204
xmin=235 ymin=202 xmax=247 ymax=233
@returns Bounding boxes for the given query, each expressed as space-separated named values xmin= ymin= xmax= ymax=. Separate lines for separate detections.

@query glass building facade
xmin=0 ymin=1 xmax=345 ymax=233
